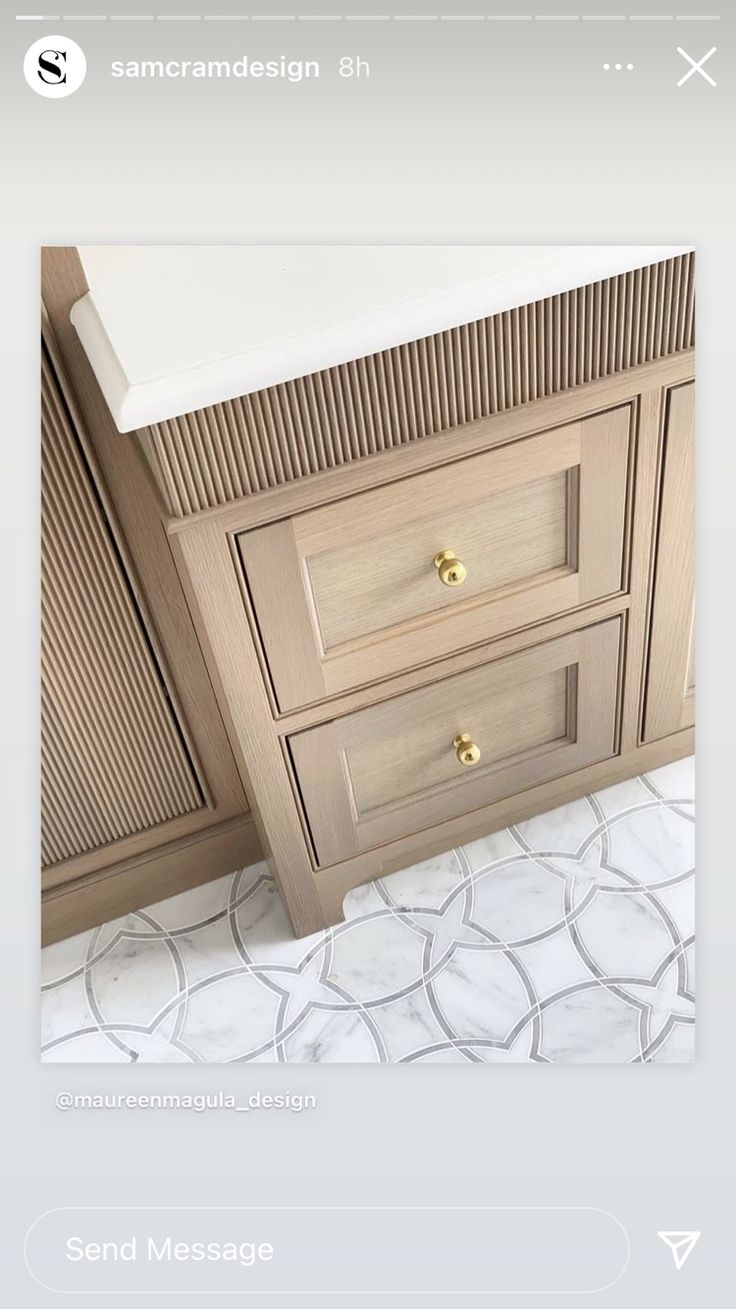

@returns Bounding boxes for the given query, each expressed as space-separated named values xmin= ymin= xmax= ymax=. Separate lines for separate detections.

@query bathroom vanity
xmin=42 ymin=247 xmax=695 ymax=941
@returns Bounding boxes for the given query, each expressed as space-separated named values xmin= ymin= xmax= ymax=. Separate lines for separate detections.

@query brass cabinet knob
xmin=434 ymin=549 xmax=467 ymax=587
xmin=453 ymin=733 xmax=481 ymax=767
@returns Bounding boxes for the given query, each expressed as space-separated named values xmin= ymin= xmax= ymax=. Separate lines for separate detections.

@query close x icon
xmin=677 ymin=46 xmax=717 ymax=88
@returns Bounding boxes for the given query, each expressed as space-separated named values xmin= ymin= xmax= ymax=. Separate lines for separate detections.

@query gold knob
xmin=453 ymin=733 xmax=481 ymax=767
xmin=434 ymin=549 xmax=467 ymax=587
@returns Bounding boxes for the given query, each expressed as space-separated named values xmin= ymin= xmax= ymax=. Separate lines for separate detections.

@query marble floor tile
xmin=41 ymin=757 xmax=695 ymax=1064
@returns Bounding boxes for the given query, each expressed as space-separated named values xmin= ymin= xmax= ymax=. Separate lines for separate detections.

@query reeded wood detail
xmin=138 ymin=253 xmax=695 ymax=517
xmin=41 ymin=350 xmax=204 ymax=869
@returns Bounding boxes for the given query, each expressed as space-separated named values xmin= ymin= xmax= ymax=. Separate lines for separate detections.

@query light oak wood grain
xmin=168 ymin=351 xmax=694 ymax=537
xmin=617 ymin=387 xmax=666 ymax=754
xmin=171 ymin=521 xmax=326 ymax=936
xmin=290 ymin=619 xmax=620 ymax=866
xmin=41 ymin=348 xmax=205 ymax=870
xmin=40 ymin=253 xmax=695 ymax=942
xmin=239 ymin=409 xmax=631 ymax=711
xmin=41 ymin=251 xmax=251 ymax=937
xmin=643 ymin=381 xmax=696 ymax=741
xmin=308 ymin=470 xmax=569 ymax=649
xmin=172 ymin=357 xmax=694 ymax=936
xmin=42 ymin=815 xmax=261 ymax=946
xmin=277 ymin=590 xmax=631 ymax=735
xmin=43 ymin=251 xmax=246 ymax=828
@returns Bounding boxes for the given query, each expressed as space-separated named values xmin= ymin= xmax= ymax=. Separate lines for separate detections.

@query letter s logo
xmin=38 ymin=49 xmax=67 ymax=85
xmin=24 ymin=35 xmax=86 ymax=97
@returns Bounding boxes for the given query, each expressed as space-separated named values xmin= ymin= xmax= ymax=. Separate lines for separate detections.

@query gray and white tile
xmin=41 ymin=758 xmax=695 ymax=1064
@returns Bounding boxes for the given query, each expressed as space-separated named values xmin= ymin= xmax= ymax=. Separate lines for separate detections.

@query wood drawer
xmin=289 ymin=617 xmax=621 ymax=868
xmin=239 ymin=407 xmax=631 ymax=712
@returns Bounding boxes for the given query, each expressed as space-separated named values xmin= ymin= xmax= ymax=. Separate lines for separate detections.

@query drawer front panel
xmin=290 ymin=617 xmax=621 ymax=867
xmin=309 ymin=469 xmax=569 ymax=649
xmin=239 ymin=407 xmax=631 ymax=712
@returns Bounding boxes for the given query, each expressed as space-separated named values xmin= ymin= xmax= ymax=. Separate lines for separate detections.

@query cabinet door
xmin=42 ymin=245 xmax=253 ymax=914
xmin=41 ymin=348 xmax=211 ymax=869
xmin=642 ymin=382 xmax=695 ymax=742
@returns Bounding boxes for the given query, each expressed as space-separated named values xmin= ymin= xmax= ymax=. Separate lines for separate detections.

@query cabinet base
xmin=42 ymin=735 xmax=694 ymax=947
xmin=42 ymin=815 xmax=261 ymax=946
xmin=310 ymin=730 xmax=695 ymax=935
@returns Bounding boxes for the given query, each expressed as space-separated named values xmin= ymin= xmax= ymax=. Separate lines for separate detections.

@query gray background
xmin=1 ymin=0 xmax=733 ymax=1303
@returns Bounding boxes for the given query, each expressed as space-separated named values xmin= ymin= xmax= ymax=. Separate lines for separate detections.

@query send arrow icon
xmin=657 ymin=1231 xmax=701 ymax=1270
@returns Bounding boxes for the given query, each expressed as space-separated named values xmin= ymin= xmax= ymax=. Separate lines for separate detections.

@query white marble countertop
xmin=70 ymin=245 xmax=691 ymax=433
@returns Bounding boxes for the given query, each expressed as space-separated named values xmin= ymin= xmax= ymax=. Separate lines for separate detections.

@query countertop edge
xmin=71 ymin=246 xmax=694 ymax=434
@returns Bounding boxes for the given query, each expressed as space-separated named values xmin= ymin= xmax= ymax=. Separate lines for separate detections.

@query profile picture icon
xmin=24 ymin=34 xmax=87 ymax=98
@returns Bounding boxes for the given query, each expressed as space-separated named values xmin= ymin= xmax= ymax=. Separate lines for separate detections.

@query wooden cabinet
xmin=175 ymin=354 xmax=695 ymax=938
xmin=642 ymin=382 xmax=695 ymax=742
xmin=290 ymin=619 xmax=620 ymax=866
xmin=45 ymin=248 xmax=696 ymax=942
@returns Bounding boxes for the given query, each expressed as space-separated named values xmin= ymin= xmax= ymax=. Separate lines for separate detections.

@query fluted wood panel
xmin=41 ymin=350 xmax=204 ymax=869
xmin=138 ymin=253 xmax=695 ymax=517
